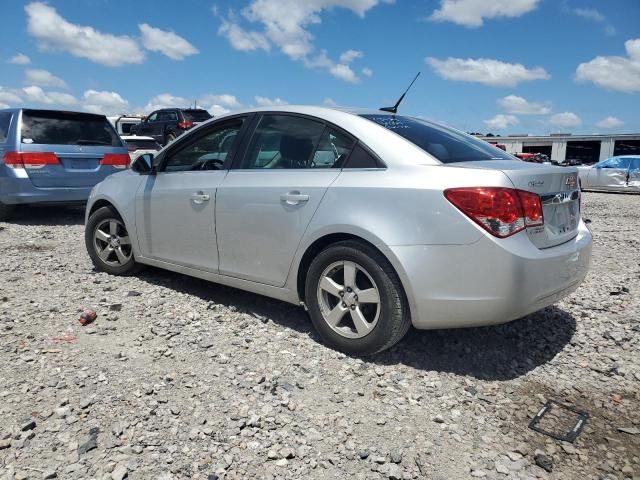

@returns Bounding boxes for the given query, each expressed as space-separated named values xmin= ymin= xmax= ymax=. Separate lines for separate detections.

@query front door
xmin=135 ymin=118 xmax=246 ymax=271
xmin=216 ymin=114 xmax=355 ymax=286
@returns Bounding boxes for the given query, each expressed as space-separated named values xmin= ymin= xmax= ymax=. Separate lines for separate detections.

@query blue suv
xmin=0 ymin=108 xmax=130 ymax=220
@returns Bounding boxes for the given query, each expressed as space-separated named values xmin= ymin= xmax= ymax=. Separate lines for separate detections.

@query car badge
xmin=528 ymin=180 xmax=544 ymax=187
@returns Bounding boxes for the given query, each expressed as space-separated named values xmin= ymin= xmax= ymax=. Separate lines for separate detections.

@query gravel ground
xmin=0 ymin=191 xmax=638 ymax=480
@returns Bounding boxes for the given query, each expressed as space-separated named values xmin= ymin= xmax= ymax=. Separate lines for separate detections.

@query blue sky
xmin=1 ymin=0 xmax=639 ymax=134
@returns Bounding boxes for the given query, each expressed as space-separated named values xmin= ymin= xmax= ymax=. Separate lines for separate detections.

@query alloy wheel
xmin=316 ymin=260 xmax=381 ymax=339
xmin=93 ymin=219 xmax=132 ymax=267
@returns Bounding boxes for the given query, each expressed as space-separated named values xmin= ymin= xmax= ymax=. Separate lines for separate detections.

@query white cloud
xmin=571 ymin=7 xmax=615 ymax=36
xmin=596 ymin=116 xmax=624 ymax=129
xmin=218 ymin=0 xmax=384 ymax=82
xmin=0 ymin=87 xmax=23 ymax=106
xmin=255 ymin=96 xmax=288 ymax=107
xmin=484 ymin=114 xmax=519 ymax=130
xmin=339 ymin=49 xmax=363 ymax=64
xmin=426 ymin=57 xmax=550 ymax=87
xmin=82 ymin=90 xmax=130 ymax=115
xmin=144 ymin=93 xmax=192 ymax=112
xmin=497 ymin=95 xmax=551 ymax=115
xmin=323 ymin=97 xmax=337 ymax=106
xmin=329 ymin=63 xmax=358 ymax=83
xmin=25 ymin=2 xmax=144 ymax=67
xmin=576 ymin=38 xmax=640 ymax=93
xmin=9 ymin=53 xmax=31 ymax=65
xmin=362 ymin=67 xmax=373 ymax=77
xmin=22 ymin=86 xmax=78 ymax=105
xmin=139 ymin=24 xmax=199 ymax=60
xmin=549 ymin=112 xmax=581 ymax=128
xmin=430 ymin=0 xmax=539 ymax=27
xmin=24 ymin=69 xmax=66 ymax=88
xmin=218 ymin=19 xmax=271 ymax=52
xmin=198 ymin=94 xmax=242 ymax=117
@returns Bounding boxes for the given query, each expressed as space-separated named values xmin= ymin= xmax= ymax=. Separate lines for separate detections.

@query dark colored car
xmin=131 ymin=108 xmax=212 ymax=146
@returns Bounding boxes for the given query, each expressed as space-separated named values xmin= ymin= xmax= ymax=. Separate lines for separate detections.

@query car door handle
xmin=280 ymin=192 xmax=309 ymax=205
xmin=191 ymin=192 xmax=210 ymax=204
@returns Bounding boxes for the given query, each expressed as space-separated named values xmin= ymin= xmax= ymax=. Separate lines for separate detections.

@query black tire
xmin=85 ymin=206 xmax=141 ymax=275
xmin=305 ymin=240 xmax=410 ymax=356
xmin=165 ymin=132 xmax=177 ymax=145
xmin=0 ymin=202 xmax=13 ymax=221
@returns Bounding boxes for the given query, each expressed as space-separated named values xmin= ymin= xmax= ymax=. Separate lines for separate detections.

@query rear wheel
xmin=305 ymin=240 xmax=410 ymax=356
xmin=85 ymin=206 xmax=140 ymax=275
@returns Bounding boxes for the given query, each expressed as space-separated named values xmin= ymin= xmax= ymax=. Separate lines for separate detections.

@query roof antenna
xmin=379 ymin=71 xmax=421 ymax=115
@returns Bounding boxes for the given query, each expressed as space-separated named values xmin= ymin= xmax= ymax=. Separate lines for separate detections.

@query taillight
xmin=178 ymin=120 xmax=193 ymax=129
xmin=2 ymin=151 xmax=59 ymax=169
xmin=444 ymin=187 xmax=544 ymax=238
xmin=100 ymin=153 xmax=130 ymax=169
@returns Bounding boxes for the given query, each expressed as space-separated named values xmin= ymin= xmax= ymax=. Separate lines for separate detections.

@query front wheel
xmin=305 ymin=240 xmax=410 ymax=356
xmin=85 ymin=206 xmax=141 ymax=275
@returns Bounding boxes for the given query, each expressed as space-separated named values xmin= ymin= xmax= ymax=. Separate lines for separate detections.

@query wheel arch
xmin=293 ymin=230 xmax=417 ymax=322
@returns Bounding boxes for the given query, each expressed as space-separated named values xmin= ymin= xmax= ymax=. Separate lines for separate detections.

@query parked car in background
xmin=577 ymin=155 xmax=640 ymax=192
xmin=121 ymin=135 xmax=162 ymax=163
xmin=85 ymin=106 xmax=591 ymax=355
xmin=514 ymin=152 xmax=550 ymax=163
xmin=0 ymin=108 xmax=129 ymax=220
xmin=131 ymin=108 xmax=212 ymax=146
xmin=108 ymin=115 xmax=144 ymax=135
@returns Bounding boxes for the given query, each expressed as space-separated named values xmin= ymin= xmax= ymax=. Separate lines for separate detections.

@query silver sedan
xmin=85 ymin=106 xmax=592 ymax=355
xmin=577 ymin=156 xmax=640 ymax=193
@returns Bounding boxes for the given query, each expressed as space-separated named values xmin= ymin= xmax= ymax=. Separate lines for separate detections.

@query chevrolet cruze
xmin=85 ymin=106 xmax=592 ymax=355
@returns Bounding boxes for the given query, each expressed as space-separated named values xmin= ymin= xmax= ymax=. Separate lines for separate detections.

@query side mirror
xmin=132 ymin=153 xmax=154 ymax=174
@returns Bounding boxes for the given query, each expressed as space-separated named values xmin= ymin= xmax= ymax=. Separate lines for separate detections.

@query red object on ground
xmin=79 ymin=309 xmax=97 ymax=326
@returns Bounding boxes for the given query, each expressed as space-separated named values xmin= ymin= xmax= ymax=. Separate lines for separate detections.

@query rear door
xmin=216 ymin=114 xmax=354 ymax=286
xmin=628 ymin=157 xmax=640 ymax=191
xmin=19 ymin=110 xmax=127 ymax=188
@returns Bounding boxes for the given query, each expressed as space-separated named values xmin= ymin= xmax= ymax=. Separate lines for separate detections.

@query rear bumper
xmin=0 ymin=177 xmax=92 ymax=205
xmin=392 ymin=220 xmax=592 ymax=329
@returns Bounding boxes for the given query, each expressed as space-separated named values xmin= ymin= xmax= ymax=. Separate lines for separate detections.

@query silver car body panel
xmin=577 ymin=156 xmax=640 ymax=192
xmin=87 ymin=106 xmax=592 ymax=330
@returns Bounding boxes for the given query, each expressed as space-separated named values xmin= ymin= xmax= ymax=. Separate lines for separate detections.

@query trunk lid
xmin=455 ymin=160 xmax=581 ymax=249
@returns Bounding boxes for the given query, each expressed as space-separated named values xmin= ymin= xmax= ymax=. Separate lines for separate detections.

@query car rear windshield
xmin=183 ymin=109 xmax=212 ymax=122
xmin=21 ymin=110 xmax=122 ymax=146
xmin=360 ymin=114 xmax=513 ymax=164
xmin=125 ymin=139 xmax=161 ymax=151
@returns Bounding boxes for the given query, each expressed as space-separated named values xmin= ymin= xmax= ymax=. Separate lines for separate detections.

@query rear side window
xmin=0 ymin=112 xmax=11 ymax=143
xmin=21 ymin=110 xmax=122 ymax=146
xmin=119 ymin=122 xmax=137 ymax=134
xmin=344 ymin=144 xmax=381 ymax=168
xmin=183 ymin=109 xmax=212 ymax=122
xmin=240 ymin=115 xmax=326 ymax=169
xmin=361 ymin=114 xmax=513 ymax=164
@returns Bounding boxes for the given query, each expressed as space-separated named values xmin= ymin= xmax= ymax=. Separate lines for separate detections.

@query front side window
xmin=240 ymin=115 xmax=326 ymax=169
xmin=0 ymin=112 xmax=11 ymax=143
xmin=147 ymin=112 xmax=158 ymax=123
xmin=361 ymin=114 xmax=513 ymax=164
xmin=163 ymin=120 xmax=243 ymax=172
xmin=20 ymin=110 xmax=121 ymax=146
xmin=599 ymin=157 xmax=631 ymax=169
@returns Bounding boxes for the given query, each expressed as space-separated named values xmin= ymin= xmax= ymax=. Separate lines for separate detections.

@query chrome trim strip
xmin=540 ymin=190 xmax=580 ymax=205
